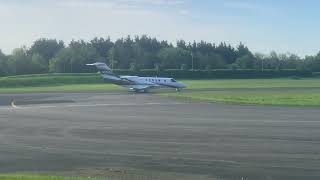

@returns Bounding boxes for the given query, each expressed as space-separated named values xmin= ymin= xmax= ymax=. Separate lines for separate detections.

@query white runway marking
xmin=11 ymin=100 xmax=18 ymax=108
xmin=3 ymin=102 xmax=188 ymax=110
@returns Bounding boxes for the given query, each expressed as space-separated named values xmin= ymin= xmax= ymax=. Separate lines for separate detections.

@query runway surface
xmin=0 ymin=92 xmax=320 ymax=180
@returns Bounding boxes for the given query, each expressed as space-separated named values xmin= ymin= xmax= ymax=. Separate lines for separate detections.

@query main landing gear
xmin=133 ymin=89 xmax=149 ymax=93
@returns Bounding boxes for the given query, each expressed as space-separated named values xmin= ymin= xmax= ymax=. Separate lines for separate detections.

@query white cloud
xmin=0 ymin=0 xmax=194 ymax=54
xmin=0 ymin=0 xmax=314 ymax=56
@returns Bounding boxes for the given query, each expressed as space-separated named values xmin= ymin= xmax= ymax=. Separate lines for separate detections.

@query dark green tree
xmin=50 ymin=41 xmax=101 ymax=73
xmin=157 ymin=48 xmax=190 ymax=69
xmin=28 ymin=38 xmax=64 ymax=72
xmin=0 ymin=35 xmax=315 ymax=75
xmin=235 ymin=55 xmax=256 ymax=69
xmin=0 ymin=50 xmax=8 ymax=76
xmin=90 ymin=37 xmax=114 ymax=58
xmin=31 ymin=53 xmax=47 ymax=73
xmin=8 ymin=48 xmax=34 ymax=75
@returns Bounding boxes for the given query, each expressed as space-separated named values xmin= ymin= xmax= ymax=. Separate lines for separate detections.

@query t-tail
xmin=86 ymin=62 xmax=132 ymax=85
xmin=86 ymin=62 xmax=115 ymax=75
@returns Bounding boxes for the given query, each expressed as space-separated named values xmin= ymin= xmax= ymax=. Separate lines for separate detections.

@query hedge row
xmin=114 ymin=69 xmax=313 ymax=79
xmin=0 ymin=69 xmax=313 ymax=88
xmin=0 ymin=75 xmax=103 ymax=88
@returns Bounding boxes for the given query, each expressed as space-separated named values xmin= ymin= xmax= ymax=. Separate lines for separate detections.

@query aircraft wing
xmin=127 ymin=84 xmax=160 ymax=91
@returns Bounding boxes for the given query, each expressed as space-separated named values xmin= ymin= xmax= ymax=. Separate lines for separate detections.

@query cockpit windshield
xmin=171 ymin=79 xmax=177 ymax=82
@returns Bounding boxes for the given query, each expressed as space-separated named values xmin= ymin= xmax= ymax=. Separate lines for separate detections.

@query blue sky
xmin=0 ymin=0 xmax=319 ymax=56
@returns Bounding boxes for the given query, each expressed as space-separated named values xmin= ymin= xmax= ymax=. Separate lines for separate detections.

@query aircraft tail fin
xmin=86 ymin=62 xmax=114 ymax=75
xmin=87 ymin=62 xmax=128 ymax=85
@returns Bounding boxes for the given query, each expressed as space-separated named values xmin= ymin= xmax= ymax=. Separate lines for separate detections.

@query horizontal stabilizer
xmin=86 ymin=62 xmax=112 ymax=71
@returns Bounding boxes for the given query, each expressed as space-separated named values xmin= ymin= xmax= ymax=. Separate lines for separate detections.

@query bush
xmin=115 ymin=69 xmax=313 ymax=79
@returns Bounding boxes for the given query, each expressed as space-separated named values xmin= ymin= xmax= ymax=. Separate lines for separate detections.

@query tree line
xmin=0 ymin=35 xmax=320 ymax=76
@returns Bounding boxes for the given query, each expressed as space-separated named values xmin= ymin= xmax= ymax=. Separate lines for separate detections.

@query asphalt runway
xmin=0 ymin=93 xmax=320 ymax=180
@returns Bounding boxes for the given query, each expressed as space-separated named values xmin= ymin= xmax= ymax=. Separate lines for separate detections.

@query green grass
xmin=1 ymin=74 xmax=320 ymax=106
xmin=0 ymin=73 xmax=122 ymax=93
xmin=183 ymin=78 xmax=320 ymax=89
xmin=2 ymin=74 xmax=320 ymax=89
xmin=163 ymin=78 xmax=320 ymax=106
xmin=0 ymin=84 xmax=123 ymax=93
xmin=0 ymin=74 xmax=101 ymax=88
xmin=0 ymin=174 xmax=97 ymax=180
xmin=163 ymin=90 xmax=320 ymax=106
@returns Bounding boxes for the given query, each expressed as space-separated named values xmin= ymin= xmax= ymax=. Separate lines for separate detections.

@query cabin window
xmin=171 ymin=79 xmax=177 ymax=82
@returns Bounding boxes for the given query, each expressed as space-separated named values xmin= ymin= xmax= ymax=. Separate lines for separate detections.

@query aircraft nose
xmin=180 ymin=82 xmax=186 ymax=88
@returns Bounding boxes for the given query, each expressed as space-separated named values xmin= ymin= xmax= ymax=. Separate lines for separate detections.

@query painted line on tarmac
xmin=4 ymin=102 xmax=188 ymax=110
xmin=11 ymin=100 xmax=18 ymax=108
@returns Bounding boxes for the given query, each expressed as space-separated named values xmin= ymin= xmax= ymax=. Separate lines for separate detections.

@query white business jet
xmin=87 ymin=62 xmax=186 ymax=92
